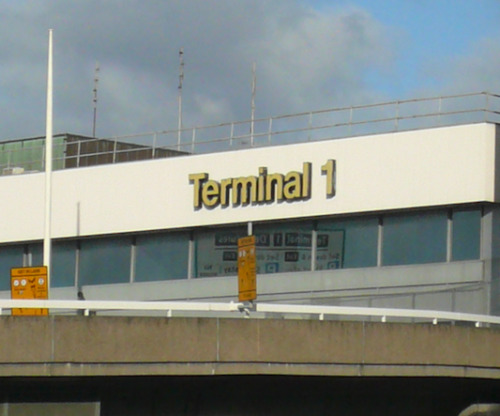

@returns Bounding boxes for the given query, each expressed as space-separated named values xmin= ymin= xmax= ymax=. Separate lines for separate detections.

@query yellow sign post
xmin=238 ymin=235 xmax=257 ymax=302
xmin=10 ymin=266 xmax=48 ymax=316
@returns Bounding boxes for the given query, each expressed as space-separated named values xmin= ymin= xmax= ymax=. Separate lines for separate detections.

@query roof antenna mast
xmin=177 ymin=48 xmax=184 ymax=151
xmin=92 ymin=62 xmax=100 ymax=138
xmin=250 ymin=62 xmax=256 ymax=147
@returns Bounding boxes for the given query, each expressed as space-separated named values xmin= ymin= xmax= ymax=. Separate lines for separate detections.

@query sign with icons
xmin=10 ymin=266 xmax=48 ymax=316
xmin=238 ymin=235 xmax=257 ymax=302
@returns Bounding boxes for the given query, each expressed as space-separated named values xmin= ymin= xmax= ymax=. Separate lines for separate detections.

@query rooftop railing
xmin=2 ymin=91 xmax=500 ymax=175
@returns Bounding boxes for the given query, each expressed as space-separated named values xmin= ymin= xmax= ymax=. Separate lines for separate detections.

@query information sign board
xmin=10 ymin=266 xmax=48 ymax=316
xmin=238 ymin=236 xmax=257 ymax=302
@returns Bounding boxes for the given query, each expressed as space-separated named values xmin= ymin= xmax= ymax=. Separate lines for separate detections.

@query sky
xmin=1 ymin=0 xmax=500 ymax=141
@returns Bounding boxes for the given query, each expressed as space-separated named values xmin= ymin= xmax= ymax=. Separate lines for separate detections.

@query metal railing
xmin=2 ymin=91 xmax=500 ymax=176
xmin=1 ymin=299 xmax=500 ymax=326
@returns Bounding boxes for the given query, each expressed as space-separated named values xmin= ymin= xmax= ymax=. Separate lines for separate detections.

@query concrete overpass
xmin=0 ymin=315 xmax=499 ymax=415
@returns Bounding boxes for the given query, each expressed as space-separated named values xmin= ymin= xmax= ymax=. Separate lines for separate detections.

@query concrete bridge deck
xmin=0 ymin=316 xmax=499 ymax=415
xmin=0 ymin=316 xmax=498 ymax=379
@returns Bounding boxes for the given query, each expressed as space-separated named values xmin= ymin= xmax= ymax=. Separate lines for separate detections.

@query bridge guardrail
xmin=1 ymin=299 xmax=499 ymax=327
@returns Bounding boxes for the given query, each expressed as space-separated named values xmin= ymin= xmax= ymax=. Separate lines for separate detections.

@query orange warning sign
xmin=238 ymin=236 xmax=257 ymax=302
xmin=10 ymin=266 xmax=48 ymax=316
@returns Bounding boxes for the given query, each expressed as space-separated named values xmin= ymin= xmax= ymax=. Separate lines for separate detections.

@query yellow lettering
xmin=202 ymin=180 xmax=220 ymax=208
xmin=189 ymin=162 xmax=315 ymax=209
xmin=266 ymin=173 xmax=284 ymax=202
xmin=302 ymin=162 xmax=311 ymax=199
xmin=321 ymin=159 xmax=336 ymax=198
xmin=258 ymin=167 xmax=267 ymax=202
xmin=220 ymin=178 xmax=233 ymax=206
xmin=189 ymin=173 xmax=208 ymax=209
xmin=232 ymin=176 xmax=258 ymax=205
xmin=283 ymin=171 xmax=301 ymax=199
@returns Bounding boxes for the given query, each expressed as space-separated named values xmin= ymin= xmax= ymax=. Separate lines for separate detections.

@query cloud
xmin=0 ymin=1 xmax=396 ymax=141
xmin=430 ymin=37 xmax=500 ymax=95
xmin=254 ymin=7 xmax=394 ymax=111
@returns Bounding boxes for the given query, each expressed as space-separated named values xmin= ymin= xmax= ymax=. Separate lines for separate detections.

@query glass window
xmin=0 ymin=245 xmax=24 ymax=290
xmin=52 ymin=241 xmax=77 ymax=287
xmin=253 ymin=221 xmax=313 ymax=274
xmin=452 ymin=209 xmax=481 ymax=261
xmin=195 ymin=226 xmax=246 ymax=277
xmin=28 ymin=243 xmax=42 ymax=267
xmin=135 ymin=232 xmax=189 ymax=281
xmin=318 ymin=216 xmax=378 ymax=269
xmin=383 ymin=211 xmax=447 ymax=266
xmin=79 ymin=237 xmax=131 ymax=285
xmin=26 ymin=242 xmax=76 ymax=288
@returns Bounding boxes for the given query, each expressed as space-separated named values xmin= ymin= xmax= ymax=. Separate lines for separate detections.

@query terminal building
xmin=0 ymin=92 xmax=499 ymax=316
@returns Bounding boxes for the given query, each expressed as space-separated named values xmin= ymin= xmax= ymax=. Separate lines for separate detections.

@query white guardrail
xmin=1 ymin=299 xmax=500 ymax=327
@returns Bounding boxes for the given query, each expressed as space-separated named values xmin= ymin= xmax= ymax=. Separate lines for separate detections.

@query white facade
xmin=1 ymin=123 xmax=497 ymax=242
xmin=0 ymin=123 xmax=498 ymax=316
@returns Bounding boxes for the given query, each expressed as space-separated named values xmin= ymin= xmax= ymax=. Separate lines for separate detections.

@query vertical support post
xmin=27 ymin=248 xmax=33 ymax=267
xmin=43 ymin=29 xmax=54 ymax=296
xmin=76 ymin=139 xmax=81 ymax=168
xmin=267 ymin=117 xmax=273 ymax=145
xmin=152 ymin=133 xmax=157 ymax=158
xmin=348 ymin=107 xmax=353 ymax=136
xmin=394 ymin=101 xmax=399 ymax=131
xmin=187 ymin=231 xmax=194 ymax=280
xmin=130 ymin=237 xmax=136 ymax=284
xmin=446 ymin=210 xmax=453 ymax=263
xmin=481 ymin=206 xmax=494 ymax=315
xmin=112 ymin=139 xmax=117 ymax=164
xmin=377 ymin=216 xmax=383 ymax=267
xmin=485 ymin=92 xmax=490 ymax=122
xmin=308 ymin=112 xmax=313 ymax=141
xmin=191 ymin=128 xmax=196 ymax=154
xmin=75 ymin=241 xmax=81 ymax=288
xmin=311 ymin=227 xmax=317 ymax=272
xmin=229 ymin=123 xmax=234 ymax=147
xmin=438 ymin=96 xmax=442 ymax=126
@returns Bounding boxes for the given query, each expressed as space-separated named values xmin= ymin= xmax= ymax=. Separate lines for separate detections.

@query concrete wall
xmin=0 ymin=316 xmax=498 ymax=379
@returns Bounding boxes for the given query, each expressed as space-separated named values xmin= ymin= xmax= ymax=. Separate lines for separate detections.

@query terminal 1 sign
xmin=189 ymin=159 xmax=336 ymax=209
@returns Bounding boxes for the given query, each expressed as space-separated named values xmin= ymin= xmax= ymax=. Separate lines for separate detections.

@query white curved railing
xmin=1 ymin=299 xmax=499 ymax=327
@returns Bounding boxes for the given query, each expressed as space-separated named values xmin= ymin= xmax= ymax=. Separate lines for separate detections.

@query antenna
xmin=250 ymin=62 xmax=256 ymax=147
xmin=92 ymin=62 xmax=100 ymax=138
xmin=177 ymin=48 xmax=184 ymax=150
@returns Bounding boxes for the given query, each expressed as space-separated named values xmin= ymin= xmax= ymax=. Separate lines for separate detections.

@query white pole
xmin=43 ymin=29 xmax=53 ymax=294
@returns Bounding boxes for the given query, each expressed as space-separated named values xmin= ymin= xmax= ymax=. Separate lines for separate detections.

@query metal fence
xmin=2 ymin=91 xmax=500 ymax=176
